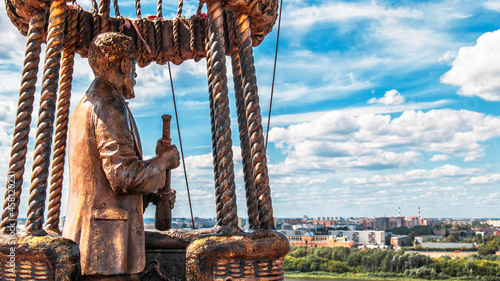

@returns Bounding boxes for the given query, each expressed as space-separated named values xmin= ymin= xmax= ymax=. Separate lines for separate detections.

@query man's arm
xmin=94 ymin=95 xmax=177 ymax=195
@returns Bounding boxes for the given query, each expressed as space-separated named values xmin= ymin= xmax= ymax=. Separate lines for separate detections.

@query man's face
xmin=122 ymin=56 xmax=137 ymax=100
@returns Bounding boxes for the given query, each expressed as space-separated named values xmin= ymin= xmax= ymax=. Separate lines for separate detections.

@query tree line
xmin=285 ymin=246 xmax=500 ymax=280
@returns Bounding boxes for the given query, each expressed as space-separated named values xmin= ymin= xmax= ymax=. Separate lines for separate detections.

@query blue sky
xmin=1 ymin=0 xmax=500 ymax=220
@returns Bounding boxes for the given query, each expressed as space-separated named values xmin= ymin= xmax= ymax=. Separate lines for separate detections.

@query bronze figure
xmin=62 ymin=32 xmax=180 ymax=280
xmin=1 ymin=0 xmax=289 ymax=280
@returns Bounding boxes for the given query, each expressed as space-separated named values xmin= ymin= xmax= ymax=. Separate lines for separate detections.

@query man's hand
xmin=156 ymin=139 xmax=180 ymax=169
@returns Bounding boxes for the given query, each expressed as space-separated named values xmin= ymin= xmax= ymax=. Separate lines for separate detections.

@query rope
xmin=0 ymin=10 xmax=45 ymax=234
xmin=206 ymin=1 xmax=238 ymax=228
xmin=196 ymin=1 xmax=203 ymax=15
xmin=155 ymin=19 xmax=164 ymax=64
xmin=156 ymin=0 xmax=162 ymax=18
xmin=26 ymin=0 xmax=66 ymax=236
xmin=46 ymin=8 xmax=78 ymax=234
xmin=172 ymin=0 xmax=183 ymax=63
xmin=265 ymin=0 xmax=283 ymax=150
xmin=236 ymin=13 xmax=274 ymax=230
xmin=154 ymin=0 xmax=163 ymax=64
xmin=135 ymin=0 xmax=141 ymax=18
xmin=98 ymin=0 xmax=110 ymax=32
xmin=133 ymin=17 xmax=153 ymax=67
xmin=91 ymin=9 xmax=100 ymax=40
xmin=113 ymin=0 xmax=120 ymax=17
xmin=205 ymin=27 xmax=221 ymax=226
xmin=77 ymin=6 xmax=88 ymax=53
xmin=176 ymin=0 xmax=183 ymax=18
xmin=189 ymin=16 xmax=201 ymax=62
xmin=167 ymin=62 xmax=195 ymax=229
xmin=193 ymin=0 xmax=204 ymax=63
xmin=229 ymin=12 xmax=259 ymax=230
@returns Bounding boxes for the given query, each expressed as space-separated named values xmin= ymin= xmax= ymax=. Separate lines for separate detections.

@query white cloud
xmin=438 ymin=51 xmax=456 ymax=63
xmin=484 ymin=1 xmax=500 ymax=12
xmin=441 ymin=29 xmax=500 ymax=101
xmin=465 ymin=174 xmax=500 ymax=184
xmin=344 ymin=164 xmax=481 ymax=187
xmin=368 ymin=89 xmax=405 ymax=105
xmin=268 ymin=109 xmax=500 ymax=175
xmin=267 ymin=99 xmax=451 ymax=126
xmin=430 ymin=154 xmax=450 ymax=162
xmin=284 ymin=2 xmax=421 ymax=30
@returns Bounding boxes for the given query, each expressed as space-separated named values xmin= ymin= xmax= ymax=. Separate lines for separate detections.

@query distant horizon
xmin=11 ymin=216 xmax=500 ymax=220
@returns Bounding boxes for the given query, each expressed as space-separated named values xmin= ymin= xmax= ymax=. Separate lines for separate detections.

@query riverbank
xmin=285 ymin=272 xmax=426 ymax=281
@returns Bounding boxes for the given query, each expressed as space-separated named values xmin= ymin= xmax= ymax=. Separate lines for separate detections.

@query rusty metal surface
xmin=26 ymin=0 xmax=66 ymax=236
xmin=5 ymin=1 xmax=276 ymax=61
xmin=0 ymin=234 xmax=81 ymax=280
xmin=201 ymin=0 xmax=278 ymax=46
xmin=186 ymin=230 xmax=289 ymax=281
xmin=0 ymin=9 xmax=45 ymax=234
xmin=153 ymin=115 xmax=176 ymax=231
xmin=213 ymin=258 xmax=284 ymax=280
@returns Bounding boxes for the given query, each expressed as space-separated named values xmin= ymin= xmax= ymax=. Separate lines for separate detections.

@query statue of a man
xmin=62 ymin=32 xmax=180 ymax=281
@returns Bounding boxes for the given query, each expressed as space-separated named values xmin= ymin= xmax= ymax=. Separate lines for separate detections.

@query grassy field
xmin=285 ymin=272 xmax=430 ymax=281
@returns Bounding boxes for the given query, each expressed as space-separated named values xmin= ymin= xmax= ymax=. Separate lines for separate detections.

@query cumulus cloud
xmin=438 ymin=51 xmax=456 ymax=63
xmin=268 ymin=109 xmax=500 ymax=175
xmin=430 ymin=154 xmax=450 ymax=162
xmin=484 ymin=1 xmax=500 ymax=12
xmin=441 ymin=29 xmax=500 ymax=101
xmin=344 ymin=164 xmax=480 ymax=187
xmin=368 ymin=89 xmax=405 ymax=105
xmin=465 ymin=173 xmax=500 ymax=184
xmin=284 ymin=2 xmax=421 ymax=29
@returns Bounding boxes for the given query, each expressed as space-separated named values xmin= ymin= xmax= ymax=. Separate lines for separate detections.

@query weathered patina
xmin=62 ymin=32 xmax=180 ymax=279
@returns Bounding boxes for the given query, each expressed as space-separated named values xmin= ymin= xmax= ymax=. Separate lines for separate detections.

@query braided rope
xmin=154 ymin=0 xmax=163 ymax=64
xmin=113 ymin=0 xmax=120 ymax=17
xmin=206 ymin=1 xmax=237 ymax=228
xmin=190 ymin=1 xmax=204 ymax=62
xmin=196 ymin=1 xmax=203 ymax=15
xmin=176 ymin=0 xmax=183 ymax=17
xmin=204 ymin=10 xmax=221 ymax=226
xmin=235 ymin=13 xmax=274 ymax=230
xmin=98 ymin=0 xmax=110 ymax=32
xmin=77 ymin=6 xmax=87 ymax=52
xmin=135 ymin=0 xmax=141 ymax=18
xmin=229 ymin=12 xmax=259 ymax=231
xmin=154 ymin=19 xmax=164 ymax=64
xmin=137 ymin=18 xmax=146 ymax=67
xmin=156 ymin=0 xmax=162 ymax=18
xmin=45 ymin=8 xmax=78 ymax=234
xmin=189 ymin=17 xmax=198 ymax=62
xmin=172 ymin=0 xmax=183 ymax=62
xmin=0 ymin=10 xmax=45 ymax=234
xmin=205 ymin=27 xmax=221 ymax=226
xmin=26 ymin=0 xmax=66 ymax=236
xmin=91 ymin=9 xmax=100 ymax=40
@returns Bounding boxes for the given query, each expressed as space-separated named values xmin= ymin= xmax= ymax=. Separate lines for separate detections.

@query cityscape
xmin=141 ymin=210 xmax=500 ymax=254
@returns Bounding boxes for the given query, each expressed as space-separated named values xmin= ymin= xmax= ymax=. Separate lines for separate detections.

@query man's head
xmin=89 ymin=32 xmax=137 ymax=99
